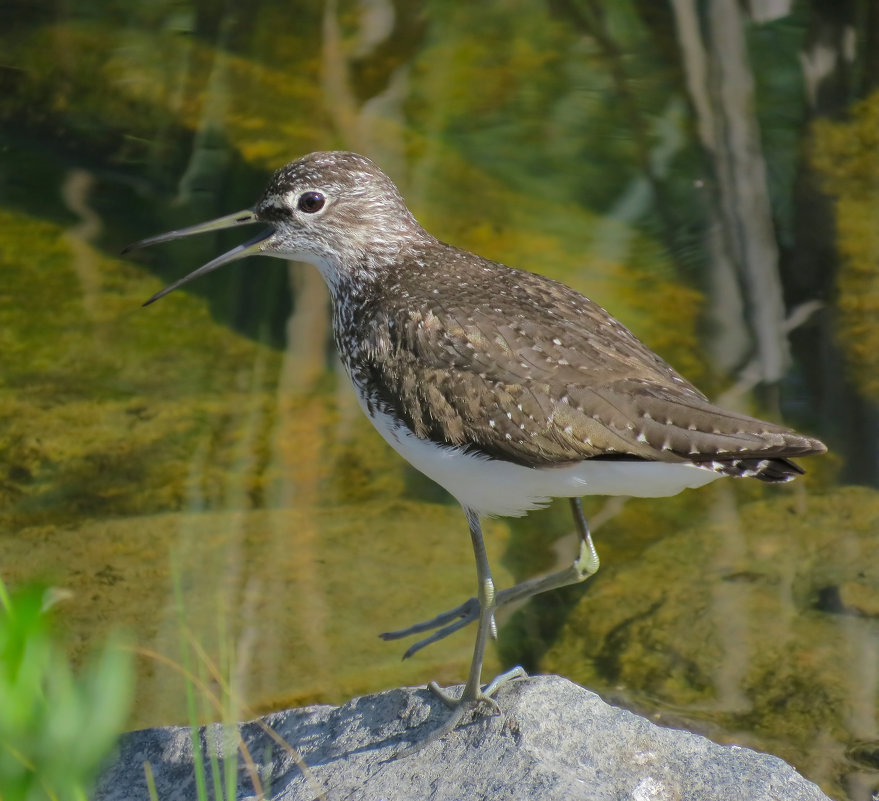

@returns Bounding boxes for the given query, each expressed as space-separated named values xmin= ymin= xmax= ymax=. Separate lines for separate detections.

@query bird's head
xmin=126 ymin=151 xmax=423 ymax=305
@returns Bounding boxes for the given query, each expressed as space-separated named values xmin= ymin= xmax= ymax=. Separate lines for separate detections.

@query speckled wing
xmin=358 ymin=249 xmax=825 ymax=476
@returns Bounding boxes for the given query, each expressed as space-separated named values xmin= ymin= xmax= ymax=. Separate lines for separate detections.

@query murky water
xmin=2 ymin=2 xmax=878 ymax=799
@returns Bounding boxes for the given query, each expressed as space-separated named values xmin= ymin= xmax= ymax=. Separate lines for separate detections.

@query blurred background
xmin=1 ymin=1 xmax=877 ymax=798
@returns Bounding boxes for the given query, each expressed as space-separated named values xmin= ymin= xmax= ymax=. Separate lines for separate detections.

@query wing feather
xmin=352 ymin=246 xmax=825 ymax=472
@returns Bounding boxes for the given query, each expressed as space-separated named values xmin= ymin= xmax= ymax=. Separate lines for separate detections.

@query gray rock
xmin=94 ymin=675 xmax=831 ymax=801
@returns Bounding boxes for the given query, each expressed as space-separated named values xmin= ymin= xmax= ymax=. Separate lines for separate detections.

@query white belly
xmin=359 ymin=402 xmax=722 ymax=517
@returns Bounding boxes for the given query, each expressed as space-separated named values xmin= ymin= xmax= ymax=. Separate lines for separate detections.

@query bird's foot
xmin=428 ymin=664 xmax=528 ymax=711
xmin=392 ymin=666 xmax=528 ymax=759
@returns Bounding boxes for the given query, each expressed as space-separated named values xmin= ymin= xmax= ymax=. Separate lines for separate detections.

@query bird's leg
xmin=381 ymin=498 xmax=600 ymax=659
xmin=390 ymin=508 xmax=527 ymax=759
xmin=426 ymin=507 xmax=506 ymax=710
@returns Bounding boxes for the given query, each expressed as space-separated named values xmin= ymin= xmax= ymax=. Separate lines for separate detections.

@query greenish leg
xmin=394 ymin=498 xmax=599 ymax=759
xmin=392 ymin=508 xmax=525 ymax=759
xmin=381 ymin=498 xmax=600 ymax=658
xmin=427 ymin=507 xmax=503 ymax=709
xmin=390 ymin=499 xmax=599 ymax=758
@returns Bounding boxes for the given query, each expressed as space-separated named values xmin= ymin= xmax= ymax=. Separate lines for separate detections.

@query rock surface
xmin=94 ymin=675 xmax=831 ymax=801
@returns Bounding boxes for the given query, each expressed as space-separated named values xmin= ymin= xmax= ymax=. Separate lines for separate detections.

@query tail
xmin=700 ymin=456 xmax=806 ymax=482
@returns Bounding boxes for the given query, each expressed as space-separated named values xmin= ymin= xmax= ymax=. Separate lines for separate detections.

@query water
xmin=1 ymin=2 xmax=877 ymax=798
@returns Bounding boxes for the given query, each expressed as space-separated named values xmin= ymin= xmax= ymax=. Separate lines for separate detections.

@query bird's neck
xmin=312 ymin=225 xmax=438 ymax=303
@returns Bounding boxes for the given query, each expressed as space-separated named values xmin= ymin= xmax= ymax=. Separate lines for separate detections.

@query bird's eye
xmin=297 ymin=191 xmax=326 ymax=213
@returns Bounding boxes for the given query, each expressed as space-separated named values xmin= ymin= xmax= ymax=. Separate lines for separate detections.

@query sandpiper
xmin=127 ymin=150 xmax=826 ymax=736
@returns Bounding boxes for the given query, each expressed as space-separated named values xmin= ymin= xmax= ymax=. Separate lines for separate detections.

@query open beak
xmin=123 ymin=209 xmax=272 ymax=306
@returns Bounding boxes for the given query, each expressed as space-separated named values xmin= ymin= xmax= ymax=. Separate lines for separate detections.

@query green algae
xmin=0 ymin=209 xmax=281 ymax=527
xmin=811 ymin=91 xmax=879 ymax=402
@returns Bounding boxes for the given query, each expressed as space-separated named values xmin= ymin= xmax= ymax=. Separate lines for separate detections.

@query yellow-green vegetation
xmin=0 ymin=578 xmax=132 ymax=801
xmin=2 ymin=20 xmax=328 ymax=170
xmin=539 ymin=484 xmax=873 ymax=801
xmin=811 ymin=91 xmax=879 ymax=400
xmin=0 ymin=208 xmax=286 ymax=526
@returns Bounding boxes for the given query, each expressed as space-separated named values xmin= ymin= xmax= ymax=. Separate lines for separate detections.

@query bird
xmin=126 ymin=150 xmax=826 ymax=738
